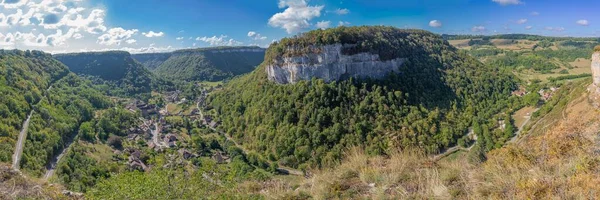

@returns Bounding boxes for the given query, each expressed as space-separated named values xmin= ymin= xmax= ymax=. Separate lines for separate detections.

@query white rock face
xmin=592 ymin=52 xmax=600 ymax=86
xmin=266 ymin=44 xmax=406 ymax=84
xmin=588 ymin=51 xmax=600 ymax=108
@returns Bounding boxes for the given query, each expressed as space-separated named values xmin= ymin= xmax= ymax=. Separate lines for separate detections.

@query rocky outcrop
xmin=588 ymin=49 xmax=600 ymax=108
xmin=266 ymin=44 xmax=406 ymax=84
xmin=592 ymin=51 xmax=600 ymax=86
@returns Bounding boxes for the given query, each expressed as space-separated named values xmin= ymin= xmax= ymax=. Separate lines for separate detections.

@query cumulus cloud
xmin=196 ymin=35 xmax=243 ymax=46
xmin=268 ymin=0 xmax=324 ymax=34
xmin=492 ymin=0 xmax=522 ymax=6
xmin=0 ymin=0 xmax=29 ymax=9
xmin=334 ymin=8 xmax=349 ymax=15
xmin=0 ymin=0 xmax=114 ymax=51
xmin=530 ymin=11 xmax=539 ymax=16
xmin=525 ymin=26 xmax=532 ymax=30
xmin=429 ymin=20 xmax=442 ymax=28
xmin=516 ymin=19 xmax=527 ymax=24
xmin=316 ymin=20 xmax=330 ymax=29
xmin=125 ymin=39 xmax=136 ymax=44
xmin=142 ymin=31 xmax=164 ymax=37
xmin=471 ymin=26 xmax=486 ymax=32
xmin=176 ymin=37 xmax=184 ymax=40
xmin=576 ymin=19 xmax=589 ymax=26
xmin=247 ymin=31 xmax=267 ymax=40
xmin=97 ymin=27 xmax=139 ymax=46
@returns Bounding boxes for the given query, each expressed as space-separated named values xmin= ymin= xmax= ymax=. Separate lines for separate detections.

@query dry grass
xmin=293 ymin=148 xmax=472 ymax=199
xmin=0 ymin=164 xmax=76 ymax=199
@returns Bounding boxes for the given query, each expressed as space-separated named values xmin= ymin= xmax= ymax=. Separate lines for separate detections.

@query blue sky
xmin=0 ymin=0 xmax=599 ymax=53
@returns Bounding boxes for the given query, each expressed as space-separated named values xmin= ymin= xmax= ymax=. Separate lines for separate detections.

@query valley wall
xmin=266 ymin=44 xmax=406 ymax=84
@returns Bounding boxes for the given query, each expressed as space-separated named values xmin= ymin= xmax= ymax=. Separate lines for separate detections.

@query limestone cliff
xmin=588 ymin=48 xmax=600 ymax=108
xmin=266 ymin=44 xmax=406 ymax=84
xmin=592 ymin=51 xmax=600 ymax=86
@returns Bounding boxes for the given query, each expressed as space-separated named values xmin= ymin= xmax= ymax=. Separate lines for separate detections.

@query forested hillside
xmin=131 ymin=53 xmax=171 ymax=70
xmin=151 ymin=46 xmax=265 ymax=82
xmin=208 ymin=26 xmax=520 ymax=168
xmin=20 ymin=73 xmax=112 ymax=177
xmin=0 ymin=50 xmax=69 ymax=163
xmin=54 ymin=51 xmax=172 ymax=99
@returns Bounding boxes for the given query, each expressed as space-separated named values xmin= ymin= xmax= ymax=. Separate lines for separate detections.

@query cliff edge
xmin=264 ymin=27 xmax=447 ymax=84
xmin=267 ymin=44 xmax=406 ymax=84
xmin=588 ymin=46 xmax=600 ymax=108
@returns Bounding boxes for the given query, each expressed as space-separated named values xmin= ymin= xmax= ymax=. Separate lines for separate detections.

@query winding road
xmin=508 ymin=108 xmax=540 ymax=144
xmin=43 ymin=138 xmax=73 ymax=180
xmin=12 ymin=86 xmax=54 ymax=171
xmin=11 ymin=112 xmax=32 ymax=170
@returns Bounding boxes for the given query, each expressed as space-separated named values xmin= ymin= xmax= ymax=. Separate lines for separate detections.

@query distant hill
xmin=134 ymin=46 xmax=265 ymax=82
xmin=208 ymin=26 xmax=519 ymax=167
xmin=131 ymin=53 xmax=171 ymax=70
xmin=54 ymin=51 xmax=165 ymax=97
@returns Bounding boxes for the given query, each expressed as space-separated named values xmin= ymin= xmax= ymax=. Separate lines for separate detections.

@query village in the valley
xmin=118 ymin=84 xmax=230 ymax=171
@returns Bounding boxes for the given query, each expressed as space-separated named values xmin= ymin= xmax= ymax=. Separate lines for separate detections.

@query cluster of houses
xmin=125 ymin=100 xmax=158 ymax=117
xmin=538 ymin=87 xmax=558 ymax=101
xmin=124 ymin=148 xmax=148 ymax=171
xmin=118 ymin=88 xmax=233 ymax=171
xmin=164 ymin=90 xmax=182 ymax=103
xmin=512 ymin=86 xmax=558 ymax=101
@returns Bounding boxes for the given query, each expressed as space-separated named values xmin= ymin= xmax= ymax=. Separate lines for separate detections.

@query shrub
xmin=107 ymin=136 xmax=122 ymax=149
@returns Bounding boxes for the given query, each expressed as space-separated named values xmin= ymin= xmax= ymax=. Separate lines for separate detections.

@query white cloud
xmin=525 ymin=26 xmax=532 ymax=30
xmin=125 ymin=39 xmax=136 ymax=44
xmin=196 ymin=35 xmax=243 ymax=46
xmin=471 ymin=26 xmax=486 ymax=32
xmin=576 ymin=19 xmax=589 ymax=26
xmin=247 ymin=31 xmax=267 ymax=40
xmin=545 ymin=27 xmax=565 ymax=32
xmin=176 ymin=37 xmax=184 ymax=40
xmin=338 ymin=21 xmax=350 ymax=26
xmin=316 ymin=20 xmax=330 ymax=29
xmin=97 ymin=27 xmax=139 ymax=46
xmin=142 ymin=31 xmax=164 ymax=37
xmin=334 ymin=8 xmax=349 ymax=15
xmin=429 ymin=20 xmax=442 ymax=28
xmin=530 ymin=11 xmax=539 ymax=16
xmin=492 ymin=0 xmax=522 ymax=6
xmin=516 ymin=19 xmax=527 ymax=24
xmin=0 ymin=0 xmax=29 ymax=9
xmin=268 ymin=0 xmax=324 ymax=34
